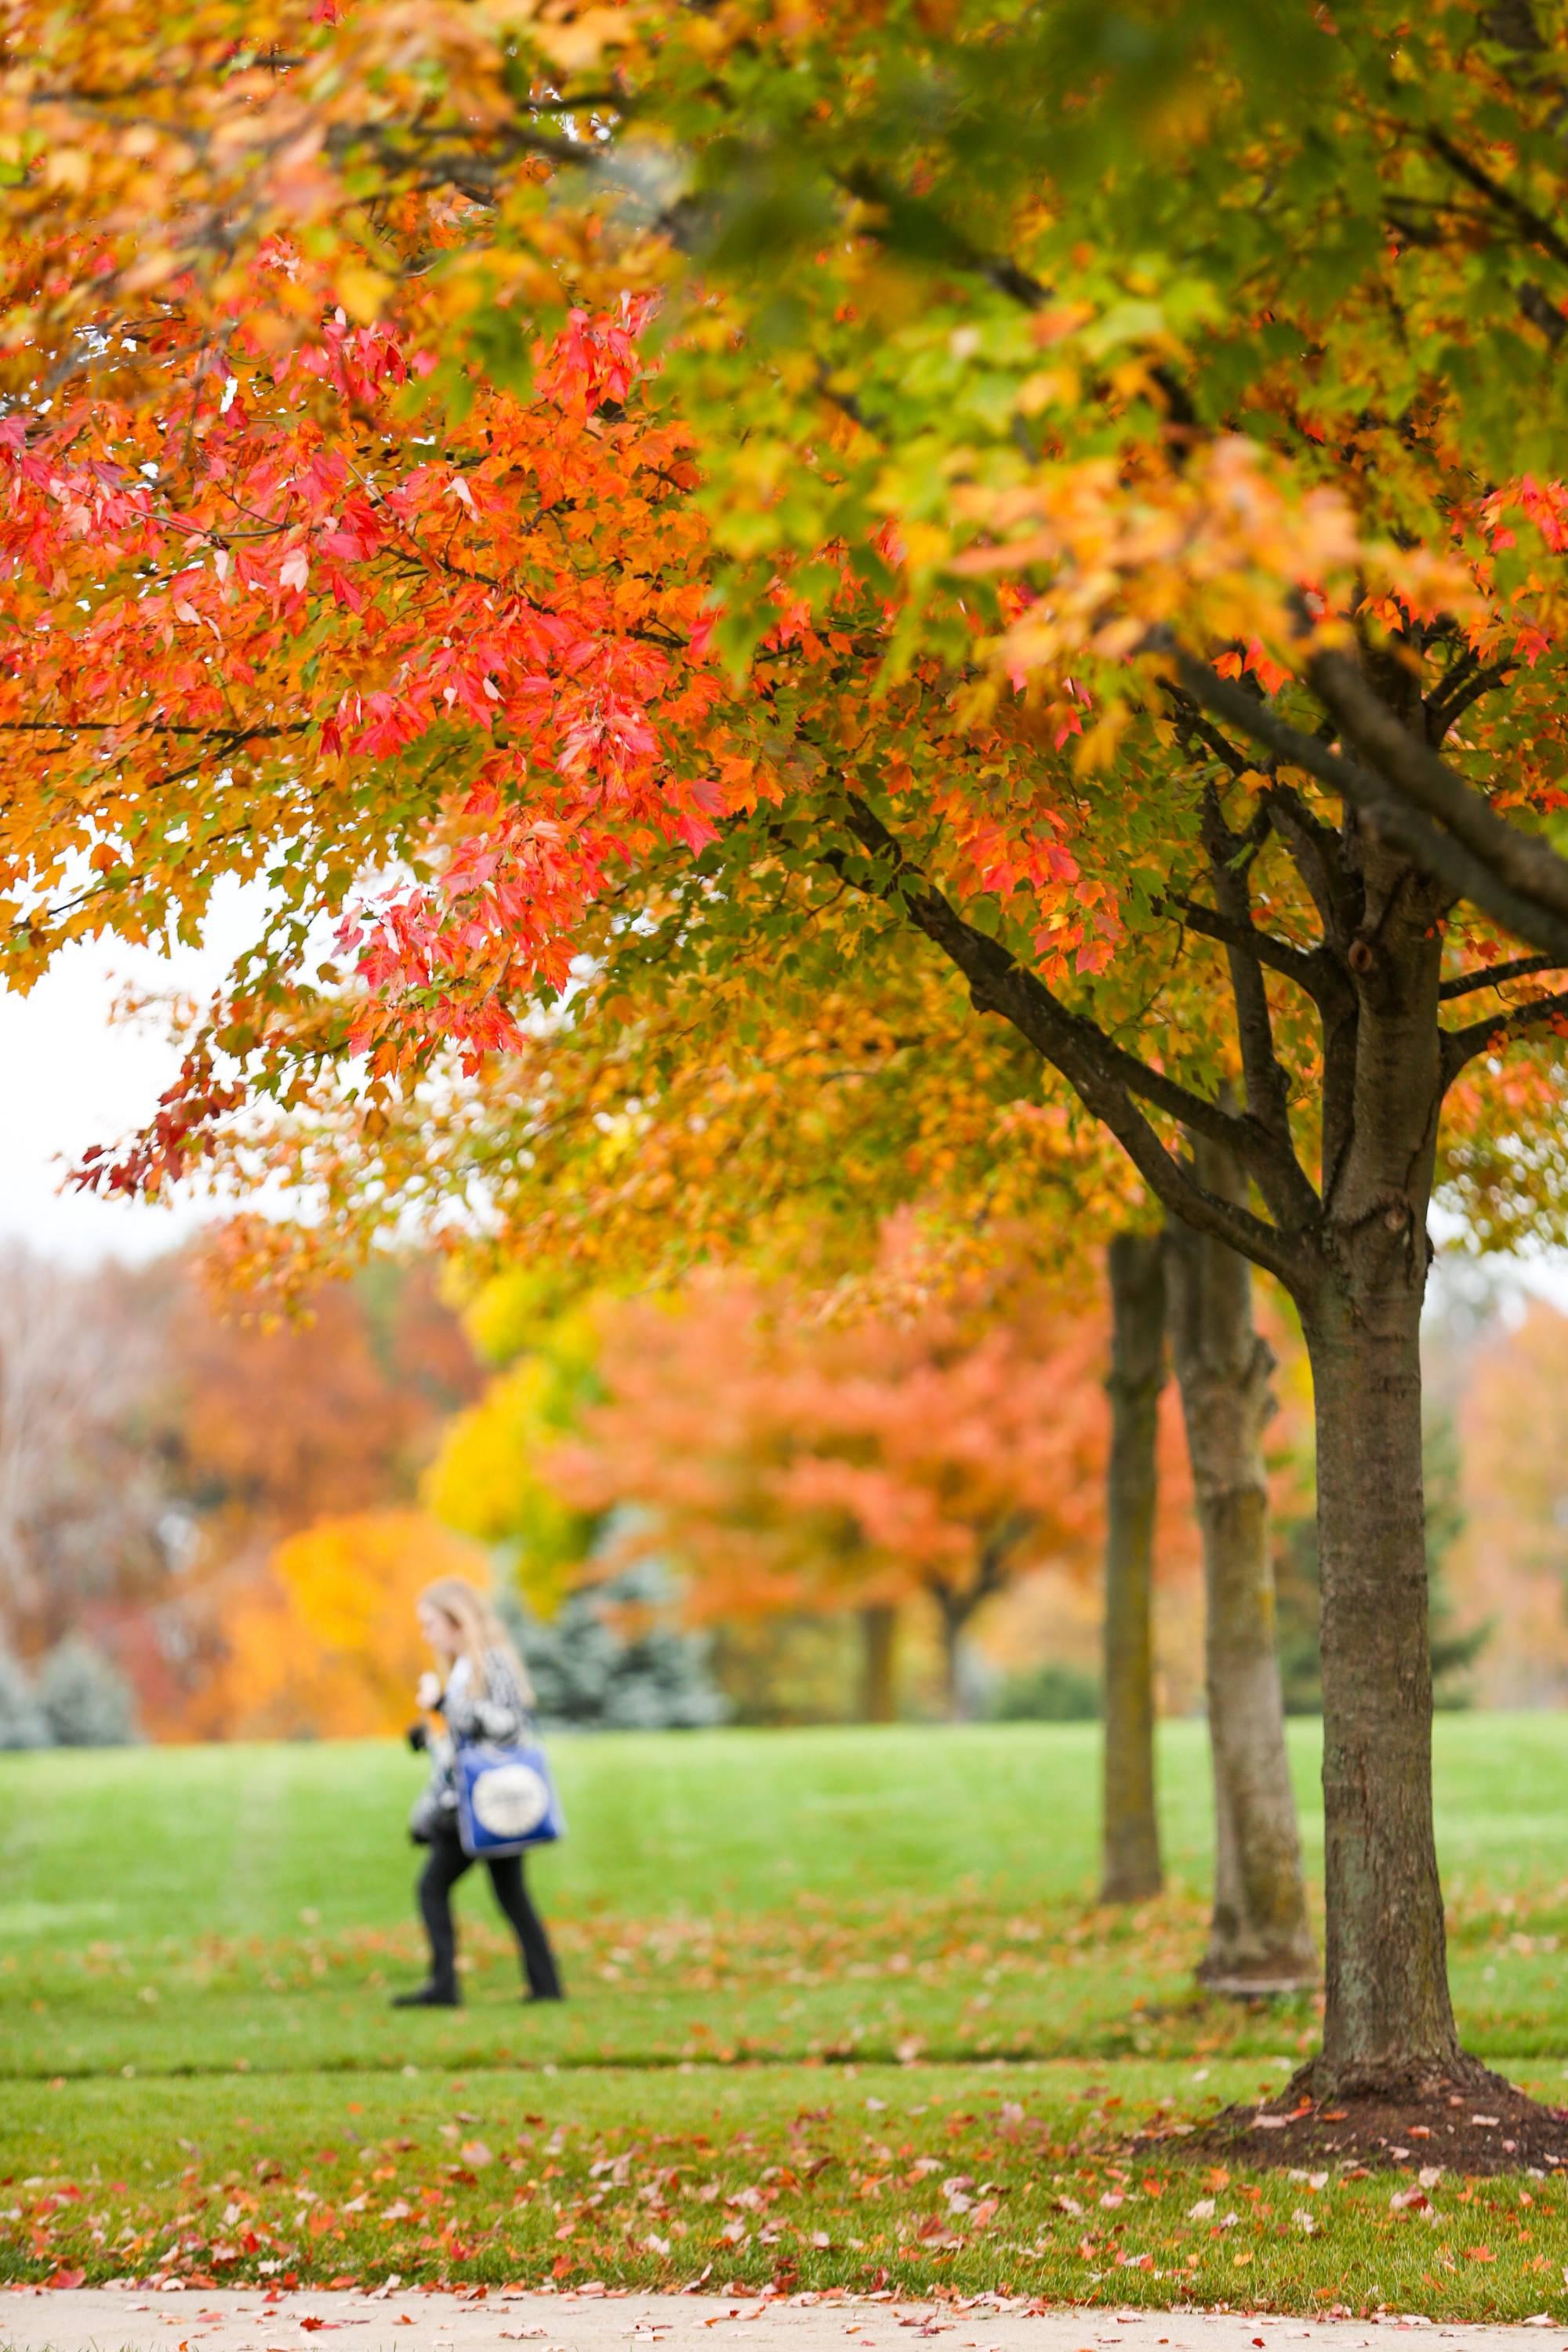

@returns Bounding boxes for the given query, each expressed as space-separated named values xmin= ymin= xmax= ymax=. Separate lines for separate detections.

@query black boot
xmin=392 ymin=1981 xmax=460 ymax=2008
xmin=523 ymin=1987 xmax=566 ymax=2003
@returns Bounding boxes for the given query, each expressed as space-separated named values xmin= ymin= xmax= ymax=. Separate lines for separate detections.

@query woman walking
xmin=395 ymin=1577 xmax=564 ymax=2009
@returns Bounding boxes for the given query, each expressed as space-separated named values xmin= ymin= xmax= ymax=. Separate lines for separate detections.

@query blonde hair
xmin=419 ymin=1577 xmax=533 ymax=1704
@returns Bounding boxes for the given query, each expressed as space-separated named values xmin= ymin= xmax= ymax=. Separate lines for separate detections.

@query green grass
xmin=6 ymin=1718 xmax=1568 ymax=2318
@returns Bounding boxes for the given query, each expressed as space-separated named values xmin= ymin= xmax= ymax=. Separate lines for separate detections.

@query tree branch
xmin=1259 ymin=781 xmax=1359 ymax=951
xmin=1174 ymin=652 xmax=1568 ymax=960
xmin=1426 ymin=125 xmax=1568 ymax=277
xmin=1156 ymin=891 xmax=1339 ymax=1001
xmin=1425 ymin=655 xmax=1515 ymax=741
xmin=1442 ymin=984 xmax=1568 ymax=1083
xmin=834 ymin=165 xmax=1051 ymax=312
xmin=835 ymin=795 xmax=1320 ymax=1291
xmin=1196 ymin=786 xmax=1319 ymax=1228
xmin=1439 ymin=953 xmax=1568 ymax=999
xmin=0 ymin=718 xmax=308 ymax=740
xmin=1309 ymin=647 xmax=1568 ymax=929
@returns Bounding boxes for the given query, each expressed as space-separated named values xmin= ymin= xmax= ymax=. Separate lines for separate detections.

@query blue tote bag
xmin=454 ymin=1736 xmax=566 ymax=1861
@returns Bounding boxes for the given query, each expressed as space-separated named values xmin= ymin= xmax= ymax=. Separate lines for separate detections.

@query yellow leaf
xmin=532 ymin=7 xmax=633 ymax=70
xmin=901 ymin=521 xmax=950 ymax=571
xmin=336 ymin=264 xmax=394 ymax=323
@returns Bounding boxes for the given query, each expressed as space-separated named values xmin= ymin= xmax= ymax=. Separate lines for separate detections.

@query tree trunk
xmin=1295 ymin=857 xmax=1467 ymax=2095
xmin=858 ymin=1602 xmax=898 ymax=1723
xmin=1167 ymin=1138 xmax=1316 ymax=1994
xmin=934 ymin=1589 xmax=966 ymax=1722
xmin=1100 ymin=1231 xmax=1166 ymax=1905
xmin=1303 ymin=1288 xmax=1461 ymax=2088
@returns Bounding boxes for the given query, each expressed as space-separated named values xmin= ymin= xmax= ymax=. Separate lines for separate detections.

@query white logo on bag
xmin=470 ymin=1762 xmax=550 ymax=1838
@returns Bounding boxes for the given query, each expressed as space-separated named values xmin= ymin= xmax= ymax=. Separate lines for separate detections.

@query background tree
xmin=0 ymin=1247 xmax=480 ymax=1737
xmin=423 ymin=1276 xmax=602 ymax=1624
xmin=500 ymin=1548 xmax=728 ymax=1733
xmin=205 ymin=1509 xmax=486 ymax=1742
xmin=151 ymin=1265 xmax=479 ymax=1736
xmin=547 ymin=1232 xmax=1200 ymax=1724
xmin=0 ymin=1651 xmax=49 ymax=1749
xmin=0 ymin=1247 xmax=171 ymax=1654
xmin=34 ymin=1637 xmax=140 ymax=1748
xmin=1167 ymin=1143 xmax=1316 ymax=1992
xmin=1098 ymin=1232 xmax=1167 ymax=1904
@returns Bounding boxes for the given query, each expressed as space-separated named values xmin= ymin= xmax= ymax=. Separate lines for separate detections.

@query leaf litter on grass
xmin=2 ymin=1889 xmax=1324 ymax=2080
xmin=11 ymin=2066 xmax=1568 ymax=2324
xmin=14 ymin=1731 xmax=1568 ymax=2319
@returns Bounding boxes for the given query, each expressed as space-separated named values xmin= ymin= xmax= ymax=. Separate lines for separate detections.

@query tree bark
xmin=1100 ymin=1231 xmax=1166 ymax=1905
xmin=1295 ymin=858 xmax=1465 ymax=2094
xmin=1303 ymin=1287 xmax=1460 ymax=2087
xmin=1167 ymin=1138 xmax=1316 ymax=1994
xmin=858 ymin=1602 xmax=898 ymax=1723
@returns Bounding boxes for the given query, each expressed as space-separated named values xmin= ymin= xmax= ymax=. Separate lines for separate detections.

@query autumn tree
xmin=543 ymin=1232 xmax=1200 ymax=1724
xmin=0 ymin=1243 xmax=478 ymax=1732
xmin=552 ymin=1274 xmax=926 ymax=1720
xmin=544 ymin=0 xmax=1568 ymax=2095
xmin=170 ymin=1267 xmax=478 ymax=1536
xmin=209 ymin=1509 xmax=489 ymax=1742
xmin=140 ymin=1261 xmax=479 ymax=1737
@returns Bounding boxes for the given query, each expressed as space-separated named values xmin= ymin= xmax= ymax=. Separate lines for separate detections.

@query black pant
xmin=418 ymin=1825 xmax=563 ymax=1998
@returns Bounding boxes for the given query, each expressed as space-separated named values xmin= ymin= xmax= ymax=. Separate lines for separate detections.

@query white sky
xmin=0 ymin=883 xmax=264 ymax=1265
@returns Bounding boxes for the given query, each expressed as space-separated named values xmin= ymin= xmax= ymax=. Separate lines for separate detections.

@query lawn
xmin=5 ymin=1718 xmax=1568 ymax=2319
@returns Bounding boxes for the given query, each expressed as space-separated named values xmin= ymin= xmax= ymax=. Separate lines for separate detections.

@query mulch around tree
xmin=1133 ymin=2067 xmax=1568 ymax=2178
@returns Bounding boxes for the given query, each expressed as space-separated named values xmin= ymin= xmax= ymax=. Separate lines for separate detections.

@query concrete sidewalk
xmin=1 ymin=2291 xmax=1561 ymax=2352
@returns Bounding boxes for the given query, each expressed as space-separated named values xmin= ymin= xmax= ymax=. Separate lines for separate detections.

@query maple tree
xmin=16 ymin=0 xmax=1568 ymax=2106
xmin=521 ymin=0 xmax=1568 ymax=2098
xmin=0 ymin=290 xmax=732 ymax=1149
xmin=1094 ymin=1232 xmax=1167 ymax=1908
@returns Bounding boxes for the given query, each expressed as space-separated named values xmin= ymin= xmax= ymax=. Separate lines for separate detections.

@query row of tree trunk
xmin=1102 ymin=1142 xmax=1316 ymax=1990
xmin=850 ymin=1163 xmax=1381 ymax=2013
